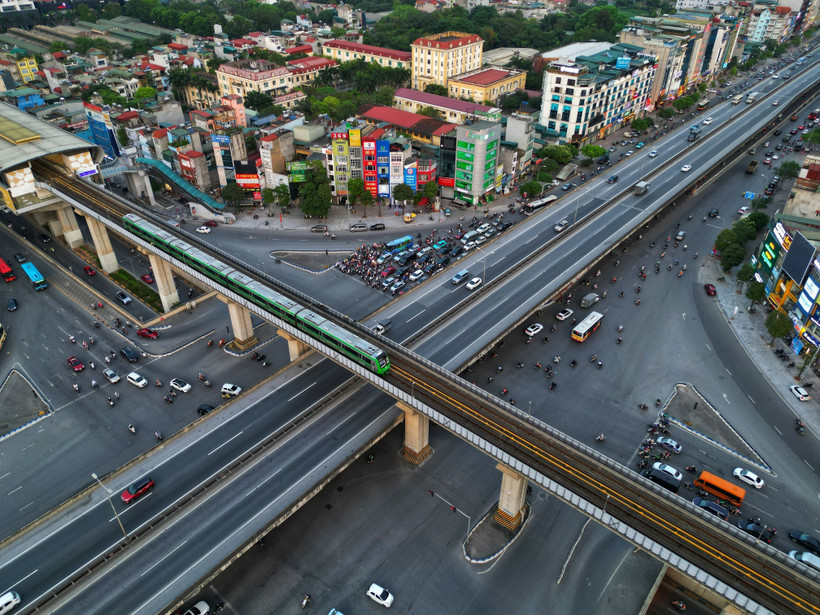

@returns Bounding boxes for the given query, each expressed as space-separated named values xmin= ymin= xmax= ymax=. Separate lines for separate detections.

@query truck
xmin=731 ymin=94 xmax=744 ymax=105
xmin=580 ymin=293 xmax=600 ymax=308
xmin=372 ymin=320 xmax=392 ymax=335
xmin=633 ymin=181 xmax=650 ymax=195
xmin=746 ymin=160 xmax=760 ymax=174
xmin=687 ymin=125 xmax=701 ymax=142
xmin=746 ymin=91 xmax=760 ymax=104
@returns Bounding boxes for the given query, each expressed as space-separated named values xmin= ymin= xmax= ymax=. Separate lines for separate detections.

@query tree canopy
xmin=299 ymin=165 xmax=332 ymax=218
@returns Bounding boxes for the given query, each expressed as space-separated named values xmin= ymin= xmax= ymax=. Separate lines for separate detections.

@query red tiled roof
xmin=394 ymin=88 xmax=493 ymax=113
xmin=179 ymin=149 xmax=204 ymax=158
xmin=287 ymin=57 xmax=336 ymax=72
xmin=453 ymin=68 xmax=513 ymax=86
xmin=775 ymin=6 xmax=791 ymax=14
xmin=168 ymin=43 xmax=188 ymax=51
xmin=322 ymin=39 xmax=411 ymax=62
xmin=260 ymin=133 xmax=279 ymax=142
xmin=412 ymin=32 xmax=482 ymax=49
xmin=357 ymin=104 xmax=455 ymax=136
xmin=285 ymin=44 xmax=313 ymax=55
xmin=153 ymin=129 xmax=168 ymax=138
xmin=52 ymin=51 xmax=66 ymax=60
xmin=115 ymin=110 xmax=139 ymax=121
xmin=140 ymin=62 xmax=167 ymax=72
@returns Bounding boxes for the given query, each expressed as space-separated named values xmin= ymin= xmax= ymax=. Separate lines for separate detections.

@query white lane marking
xmin=140 ymin=540 xmax=187 ymax=577
xmin=208 ymin=432 xmax=244 ymax=456
xmin=288 ymin=382 xmax=316 ymax=401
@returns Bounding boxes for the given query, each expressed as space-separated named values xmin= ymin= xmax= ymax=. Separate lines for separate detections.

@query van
xmin=461 ymin=230 xmax=479 ymax=244
xmin=580 ymin=293 xmax=600 ymax=308
xmin=0 ymin=591 xmax=20 ymax=615
xmin=451 ymin=269 xmax=470 ymax=285
xmin=645 ymin=468 xmax=680 ymax=494
xmin=349 ymin=223 xmax=368 ymax=232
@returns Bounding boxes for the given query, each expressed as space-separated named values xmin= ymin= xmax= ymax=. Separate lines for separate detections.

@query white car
xmin=524 ymin=323 xmax=544 ymax=337
xmin=556 ymin=308 xmax=574 ymax=321
xmin=366 ymin=583 xmax=394 ymax=607
xmin=652 ymin=462 xmax=682 ymax=482
xmin=103 ymin=368 xmax=120 ymax=384
xmin=170 ymin=378 xmax=192 ymax=393
xmin=702 ymin=117 xmax=714 ymax=125
xmin=476 ymin=223 xmax=491 ymax=234
xmin=681 ymin=164 xmax=692 ymax=172
xmin=738 ymin=206 xmax=751 ymax=215
xmin=127 ymin=372 xmax=147 ymax=388
xmin=221 ymin=383 xmax=242 ymax=397
xmin=790 ymin=384 xmax=811 ymax=401
xmin=196 ymin=226 xmax=211 ymax=234
xmin=463 ymin=241 xmax=476 ymax=252
xmin=625 ymin=150 xmax=634 ymax=157
xmin=772 ymin=73 xmax=780 ymax=78
xmin=648 ymin=150 xmax=659 ymax=158
xmin=183 ymin=601 xmax=210 ymax=615
xmin=554 ymin=219 xmax=569 ymax=233
xmin=466 ymin=277 xmax=482 ymax=290
xmin=408 ymin=269 xmax=424 ymax=282
xmin=772 ymin=100 xmax=780 ymax=106
xmin=733 ymin=467 xmax=765 ymax=489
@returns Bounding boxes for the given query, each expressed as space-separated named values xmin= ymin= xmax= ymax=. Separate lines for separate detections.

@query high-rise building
xmin=454 ymin=120 xmax=501 ymax=206
xmin=411 ymin=32 xmax=483 ymax=91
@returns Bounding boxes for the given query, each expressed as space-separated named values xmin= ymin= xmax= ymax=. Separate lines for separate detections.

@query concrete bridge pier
xmin=494 ymin=463 xmax=528 ymax=530
xmin=148 ymin=253 xmax=180 ymax=312
xmin=215 ymin=297 xmax=258 ymax=350
xmin=398 ymin=402 xmax=432 ymax=465
xmin=57 ymin=205 xmax=84 ymax=248
xmin=126 ymin=170 xmax=155 ymax=206
xmin=85 ymin=216 xmax=119 ymax=273
xmin=277 ymin=330 xmax=310 ymax=361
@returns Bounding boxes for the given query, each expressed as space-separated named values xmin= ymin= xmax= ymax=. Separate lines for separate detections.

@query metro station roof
xmin=0 ymin=102 xmax=103 ymax=175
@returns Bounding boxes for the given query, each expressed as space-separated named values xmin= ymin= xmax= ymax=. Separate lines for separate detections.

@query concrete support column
xmin=57 ymin=205 xmax=83 ymax=248
xmin=148 ymin=253 xmax=180 ymax=313
xmin=494 ymin=463 xmax=528 ymax=530
xmin=85 ymin=216 xmax=119 ymax=273
xmin=140 ymin=171 xmax=156 ymax=206
xmin=278 ymin=330 xmax=309 ymax=361
xmin=397 ymin=402 xmax=432 ymax=465
xmin=225 ymin=300 xmax=257 ymax=350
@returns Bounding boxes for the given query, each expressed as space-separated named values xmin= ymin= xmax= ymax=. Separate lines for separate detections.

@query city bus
xmin=696 ymin=99 xmax=709 ymax=111
xmin=693 ymin=471 xmax=745 ymax=507
xmin=0 ymin=258 xmax=15 ymax=282
xmin=524 ymin=195 xmax=558 ymax=215
xmin=571 ymin=311 xmax=603 ymax=342
xmin=21 ymin=262 xmax=48 ymax=291
xmin=385 ymin=235 xmax=413 ymax=254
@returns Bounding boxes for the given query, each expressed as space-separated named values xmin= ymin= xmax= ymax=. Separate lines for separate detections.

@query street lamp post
xmin=92 ymin=472 xmax=128 ymax=540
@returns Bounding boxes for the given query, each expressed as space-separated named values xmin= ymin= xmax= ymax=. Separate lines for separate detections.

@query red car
xmin=141 ymin=274 xmax=154 ymax=284
xmin=67 ymin=356 xmax=84 ymax=371
xmin=380 ymin=266 xmax=396 ymax=277
xmin=202 ymin=220 xmax=218 ymax=227
xmin=137 ymin=328 xmax=158 ymax=339
xmin=704 ymin=284 xmax=717 ymax=296
xmin=120 ymin=476 xmax=154 ymax=504
xmin=798 ymin=125 xmax=805 ymax=130
xmin=83 ymin=266 xmax=96 ymax=276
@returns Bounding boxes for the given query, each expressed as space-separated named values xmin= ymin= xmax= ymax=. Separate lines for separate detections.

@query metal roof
xmin=0 ymin=102 xmax=102 ymax=175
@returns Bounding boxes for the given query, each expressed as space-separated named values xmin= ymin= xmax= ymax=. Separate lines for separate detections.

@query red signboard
xmin=438 ymin=177 xmax=455 ymax=187
xmin=253 ymin=192 xmax=262 ymax=200
xmin=331 ymin=132 xmax=348 ymax=140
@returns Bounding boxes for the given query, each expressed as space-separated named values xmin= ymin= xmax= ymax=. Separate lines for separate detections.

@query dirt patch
xmin=0 ymin=370 xmax=50 ymax=436
xmin=271 ymin=250 xmax=350 ymax=273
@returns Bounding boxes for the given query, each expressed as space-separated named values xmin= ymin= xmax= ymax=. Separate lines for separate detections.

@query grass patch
xmin=110 ymin=269 xmax=163 ymax=312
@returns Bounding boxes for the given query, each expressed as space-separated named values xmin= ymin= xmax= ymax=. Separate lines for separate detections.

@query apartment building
xmin=216 ymin=57 xmax=336 ymax=98
xmin=745 ymin=3 xmax=794 ymax=43
xmin=447 ymin=67 xmax=526 ymax=105
xmin=321 ymin=40 xmax=411 ymax=69
xmin=539 ymin=43 xmax=655 ymax=143
xmin=393 ymin=87 xmax=500 ymax=124
xmin=453 ymin=120 xmax=502 ymax=206
xmin=411 ymin=31 xmax=483 ymax=91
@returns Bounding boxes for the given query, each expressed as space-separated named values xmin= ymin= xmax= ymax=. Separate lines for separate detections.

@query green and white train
xmin=123 ymin=213 xmax=391 ymax=375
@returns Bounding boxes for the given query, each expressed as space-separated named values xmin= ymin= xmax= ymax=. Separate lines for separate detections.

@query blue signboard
xmin=404 ymin=166 xmax=417 ymax=191
xmin=212 ymin=135 xmax=231 ymax=144
xmin=78 ymin=168 xmax=98 ymax=177
xmin=744 ymin=191 xmax=755 ymax=199
xmin=615 ymin=57 xmax=631 ymax=70
xmin=376 ymin=140 xmax=390 ymax=155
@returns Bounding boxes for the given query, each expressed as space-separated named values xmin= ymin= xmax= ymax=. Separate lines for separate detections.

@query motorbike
xmin=301 ymin=595 xmax=311 ymax=609
xmin=595 ymin=434 xmax=605 ymax=442
xmin=155 ymin=431 xmax=163 ymax=441
xmin=128 ymin=424 xmax=136 ymax=434
xmin=107 ymin=397 xmax=114 ymax=406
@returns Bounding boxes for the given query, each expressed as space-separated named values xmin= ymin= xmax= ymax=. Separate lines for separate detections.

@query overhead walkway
xmin=135 ymin=157 xmax=224 ymax=211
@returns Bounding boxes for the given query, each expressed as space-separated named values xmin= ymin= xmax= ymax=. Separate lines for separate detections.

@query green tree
xmin=657 ymin=108 xmax=675 ymax=120
xmin=720 ymin=243 xmax=746 ymax=271
xmin=804 ymin=127 xmax=820 ymax=145
xmin=116 ymin=125 xmax=128 ymax=147
xmin=765 ymin=310 xmax=793 ymax=345
xmin=736 ymin=263 xmax=754 ymax=285
xmin=221 ymin=182 xmax=245 ymax=212
xmin=360 ymin=190 xmax=374 ymax=218
xmin=347 ymin=178 xmax=366 ymax=216
xmin=299 ymin=166 xmax=332 ymax=218
xmin=520 ymin=180 xmax=542 ymax=197
xmin=244 ymin=90 xmax=273 ymax=111
xmin=261 ymin=187 xmax=275 ymax=210
xmin=424 ymin=83 xmax=448 ymax=96
xmin=580 ymin=144 xmax=606 ymax=159
xmin=422 ymin=180 xmax=439 ymax=201
xmin=392 ymin=183 xmax=414 ymax=210
xmin=418 ymin=106 xmax=441 ymax=119
xmin=747 ymin=211 xmax=769 ymax=231
xmin=777 ymin=160 xmax=800 ymax=177
xmin=746 ymin=281 xmax=766 ymax=310
xmin=630 ymin=118 xmax=651 ymax=132
xmin=579 ymin=157 xmax=593 ymax=168
xmin=714 ymin=229 xmax=738 ymax=253
xmin=274 ymin=183 xmax=291 ymax=213
xmin=133 ymin=86 xmax=157 ymax=101
xmin=542 ymin=144 xmax=575 ymax=164
xmin=732 ymin=218 xmax=757 ymax=243
xmin=49 ymin=41 xmax=69 ymax=54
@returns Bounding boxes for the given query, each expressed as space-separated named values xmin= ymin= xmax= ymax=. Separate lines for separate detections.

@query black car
xmin=607 ymin=175 xmax=618 ymax=184
xmin=423 ymin=262 xmax=438 ymax=275
xmin=197 ymin=404 xmax=215 ymax=416
xmin=788 ymin=530 xmax=820 ymax=555
xmin=450 ymin=245 xmax=464 ymax=257
xmin=120 ymin=347 xmax=139 ymax=362
xmin=369 ymin=223 xmax=386 ymax=231
xmin=708 ymin=209 xmax=719 ymax=217
xmin=39 ymin=233 xmax=51 ymax=243
xmin=737 ymin=520 xmax=776 ymax=543
xmin=13 ymin=253 xmax=25 ymax=264
xmin=499 ymin=221 xmax=513 ymax=231
xmin=597 ymin=155 xmax=610 ymax=164
xmin=7 ymin=299 xmax=17 ymax=312
xmin=692 ymin=497 xmax=728 ymax=520
xmin=774 ymin=129 xmax=782 ymax=135
xmin=436 ymin=256 xmax=451 ymax=267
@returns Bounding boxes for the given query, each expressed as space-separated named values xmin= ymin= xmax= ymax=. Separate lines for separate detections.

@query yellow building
xmin=14 ymin=56 xmax=38 ymax=84
xmin=411 ymin=31 xmax=483 ymax=91
xmin=322 ymin=40 xmax=411 ymax=70
xmin=447 ymin=67 xmax=527 ymax=105
xmin=217 ymin=58 xmax=336 ymax=98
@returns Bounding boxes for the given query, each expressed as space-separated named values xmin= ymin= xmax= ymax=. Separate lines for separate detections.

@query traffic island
xmin=0 ymin=370 xmax=51 ymax=438
xmin=463 ymin=501 xmax=531 ymax=564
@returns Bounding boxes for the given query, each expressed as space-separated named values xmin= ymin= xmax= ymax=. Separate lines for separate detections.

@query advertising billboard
xmin=349 ymin=129 xmax=361 ymax=148
xmin=287 ymin=161 xmax=310 ymax=183
xmin=403 ymin=163 xmax=417 ymax=191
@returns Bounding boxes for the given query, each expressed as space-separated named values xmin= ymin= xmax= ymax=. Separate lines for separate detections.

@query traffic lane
xmin=5 ymin=360 xmax=363 ymax=602
xmin=50 ymin=387 xmax=399 ymax=615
